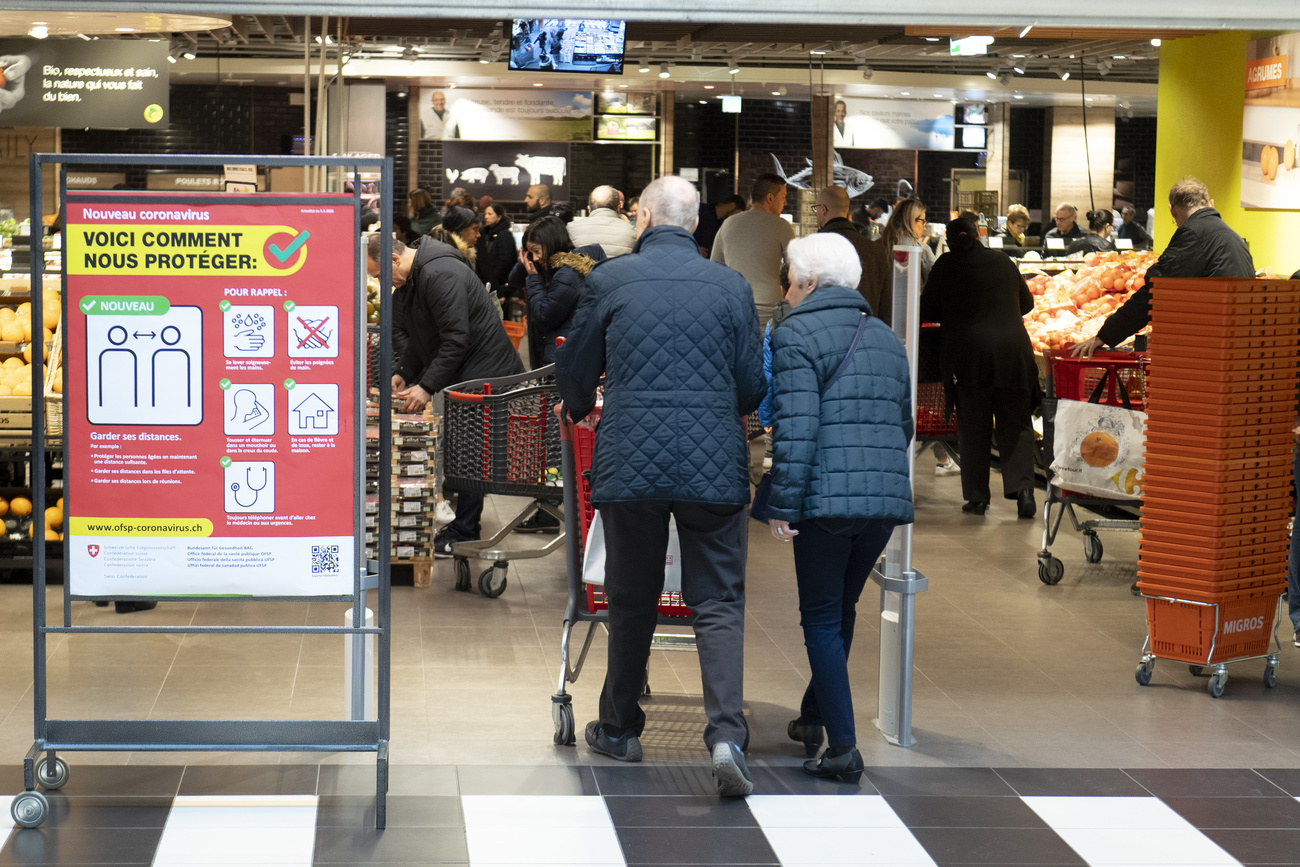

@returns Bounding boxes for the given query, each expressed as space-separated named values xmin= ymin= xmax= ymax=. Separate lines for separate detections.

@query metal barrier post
xmin=872 ymin=244 xmax=929 ymax=748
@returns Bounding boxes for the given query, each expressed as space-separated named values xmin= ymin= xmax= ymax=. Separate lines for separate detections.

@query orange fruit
xmin=1080 ymin=431 xmax=1119 ymax=468
xmin=1287 ymin=140 xmax=1296 ymax=171
xmin=9 ymin=496 xmax=31 ymax=517
xmin=44 ymin=505 xmax=61 ymax=529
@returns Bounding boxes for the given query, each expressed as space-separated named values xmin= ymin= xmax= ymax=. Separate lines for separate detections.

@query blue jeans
xmin=1289 ymin=451 xmax=1300 ymax=633
xmin=791 ymin=516 xmax=896 ymax=750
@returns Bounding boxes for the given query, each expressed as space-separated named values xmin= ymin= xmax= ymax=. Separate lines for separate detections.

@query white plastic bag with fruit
xmin=1049 ymin=398 xmax=1145 ymax=500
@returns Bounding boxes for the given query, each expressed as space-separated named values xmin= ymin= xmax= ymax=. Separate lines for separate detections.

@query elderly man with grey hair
xmin=568 ymin=184 xmax=637 ymax=256
xmin=557 ymin=174 xmax=766 ymax=797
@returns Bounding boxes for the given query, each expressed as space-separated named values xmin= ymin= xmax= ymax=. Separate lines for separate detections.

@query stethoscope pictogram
xmin=229 ymin=465 xmax=269 ymax=508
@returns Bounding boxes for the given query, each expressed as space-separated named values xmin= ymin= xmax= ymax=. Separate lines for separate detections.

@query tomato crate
xmin=1145 ymin=589 xmax=1283 ymax=664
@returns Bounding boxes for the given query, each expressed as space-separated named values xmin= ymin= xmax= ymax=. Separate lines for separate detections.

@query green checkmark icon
xmin=283 ymin=300 xmax=296 ymax=312
xmin=79 ymin=299 xmax=96 ymax=314
xmin=268 ymin=230 xmax=310 ymax=264
xmin=219 ymin=300 xmax=231 ymax=312
xmin=219 ymin=456 xmax=232 ymax=468
xmin=283 ymin=378 xmax=296 ymax=389
xmin=219 ymin=378 xmax=232 ymax=390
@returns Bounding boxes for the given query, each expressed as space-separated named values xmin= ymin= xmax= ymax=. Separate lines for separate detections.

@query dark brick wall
xmin=1114 ymin=115 xmax=1157 ymax=215
xmin=917 ymin=150 xmax=981 ymax=215
xmin=569 ymin=142 xmax=656 ymax=209
xmin=735 ymin=99 xmax=811 ymax=204
xmin=674 ymin=100 xmax=737 ymax=201
xmin=386 ymin=91 xmax=410 ymax=220
xmin=1009 ymin=107 xmax=1046 ymax=217
xmin=839 ymin=150 xmax=916 ymax=208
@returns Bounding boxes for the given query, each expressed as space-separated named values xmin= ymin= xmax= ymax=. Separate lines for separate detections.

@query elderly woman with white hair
xmin=765 ymin=232 xmax=914 ymax=783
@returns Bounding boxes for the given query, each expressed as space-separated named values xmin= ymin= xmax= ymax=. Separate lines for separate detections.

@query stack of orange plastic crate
xmin=1137 ymin=277 xmax=1300 ymax=664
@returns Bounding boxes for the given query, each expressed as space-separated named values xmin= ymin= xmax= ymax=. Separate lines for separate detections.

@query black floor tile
xmin=41 ymin=764 xmax=183 ymax=798
xmin=1201 ymin=828 xmax=1300 ymax=865
xmin=593 ymin=764 xmax=719 ymax=797
xmin=909 ymin=827 xmax=1087 ymax=865
xmin=1162 ymin=795 xmax=1300 ymax=829
xmin=312 ymin=826 xmax=469 ymax=863
xmin=1124 ymin=768 xmax=1288 ymax=798
xmin=40 ymin=795 xmax=172 ymax=829
xmin=605 ymin=794 xmax=759 ymax=827
xmin=1254 ymin=768 xmax=1300 ymax=797
xmin=316 ymin=794 xmax=462 ymax=828
xmin=177 ymin=763 xmax=319 ymax=796
xmin=455 ymin=764 xmax=598 ymax=796
xmin=884 ymin=794 xmax=1052 ymax=829
xmin=865 ymin=766 xmax=1017 ymax=797
xmin=319 ymin=764 xmax=458 ymax=797
xmin=748 ymin=763 xmax=878 ymax=795
xmin=0 ymin=827 xmax=164 ymax=865
xmin=994 ymin=767 xmax=1150 ymax=797
xmin=616 ymin=826 xmax=779 ymax=865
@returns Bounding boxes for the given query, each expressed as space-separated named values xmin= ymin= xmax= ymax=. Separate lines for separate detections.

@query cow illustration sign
xmin=62 ymin=194 xmax=358 ymax=597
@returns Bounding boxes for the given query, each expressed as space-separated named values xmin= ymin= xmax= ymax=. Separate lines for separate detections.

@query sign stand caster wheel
xmin=10 ymin=790 xmax=47 ymax=828
xmin=35 ymin=755 xmax=68 ymax=790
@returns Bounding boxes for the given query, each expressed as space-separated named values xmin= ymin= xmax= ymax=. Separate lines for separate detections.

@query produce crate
xmin=42 ymin=319 xmax=61 ymax=438
xmin=0 ymin=395 xmax=31 ymax=433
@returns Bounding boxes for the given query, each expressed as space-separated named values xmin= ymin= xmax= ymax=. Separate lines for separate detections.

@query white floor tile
xmin=462 ymin=794 xmax=616 ymax=827
xmin=747 ymin=794 xmax=908 ymax=829
xmin=1022 ymin=797 xmax=1240 ymax=867
xmin=152 ymin=795 xmax=318 ymax=866
xmin=1021 ymin=796 xmax=1195 ymax=830
xmin=759 ymin=826 xmax=938 ymax=866
xmin=465 ymin=826 xmax=624 ymax=865
xmin=0 ymin=795 xmax=11 ymax=848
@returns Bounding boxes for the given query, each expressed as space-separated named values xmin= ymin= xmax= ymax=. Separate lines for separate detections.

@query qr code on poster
xmin=311 ymin=545 xmax=340 ymax=574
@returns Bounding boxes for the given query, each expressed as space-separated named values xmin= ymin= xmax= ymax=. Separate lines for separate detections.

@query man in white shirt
xmin=710 ymin=173 xmax=795 ymax=332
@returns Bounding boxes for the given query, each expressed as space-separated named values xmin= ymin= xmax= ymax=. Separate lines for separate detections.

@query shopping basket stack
xmin=1134 ymin=277 xmax=1300 ymax=697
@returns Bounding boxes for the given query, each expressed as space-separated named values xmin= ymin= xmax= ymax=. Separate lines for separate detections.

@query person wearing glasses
xmin=1044 ymin=202 xmax=1086 ymax=255
xmin=878 ymin=196 xmax=934 ymax=283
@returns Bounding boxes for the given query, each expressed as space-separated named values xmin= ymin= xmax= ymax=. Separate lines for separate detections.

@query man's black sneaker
xmin=711 ymin=741 xmax=754 ymax=797
xmin=515 ymin=511 xmax=560 ymax=534
xmin=584 ymin=721 xmax=642 ymax=762
xmin=433 ymin=528 xmax=471 ymax=559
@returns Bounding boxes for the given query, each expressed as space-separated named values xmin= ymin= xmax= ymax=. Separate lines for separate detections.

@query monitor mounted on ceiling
xmin=508 ymin=19 xmax=627 ymax=75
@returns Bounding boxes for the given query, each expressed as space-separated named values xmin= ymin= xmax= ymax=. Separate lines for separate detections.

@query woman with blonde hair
xmin=878 ymin=196 xmax=934 ymax=282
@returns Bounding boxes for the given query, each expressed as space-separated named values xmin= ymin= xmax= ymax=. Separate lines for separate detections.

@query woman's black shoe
xmin=787 ymin=718 xmax=824 ymax=758
xmin=802 ymin=746 xmax=864 ymax=784
xmin=114 ymin=601 xmax=157 ymax=614
xmin=961 ymin=501 xmax=987 ymax=515
xmin=1017 ymin=488 xmax=1037 ymax=519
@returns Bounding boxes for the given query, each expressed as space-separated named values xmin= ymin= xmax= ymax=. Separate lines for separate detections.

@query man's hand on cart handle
xmin=397 ymin=384 xmax=430 ymax=414
xmin=769 ymin=519 xmax=797 ymax=541
xmin=552 ymin=400 xmax=574 ymax=425
xmin=1070 ymin=336 xmax=1104 ymax=359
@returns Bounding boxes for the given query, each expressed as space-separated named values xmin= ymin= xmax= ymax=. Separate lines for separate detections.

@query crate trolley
xmin=440 ymin=366 xmax=568 ymax=597
xmin=1036 ymin=349 xmax=1147 ymax=586
xmin=12 ymin=154 xmax=394 ymax=830
xmin=550 ymin=404 xmax=704 ymax=747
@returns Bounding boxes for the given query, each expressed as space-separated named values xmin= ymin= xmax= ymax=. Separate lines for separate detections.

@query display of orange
xmin=44 ymin=505 xmax=61 ymax=529
xmin=9 ymin=496 xmax=31 ymax=517
xmin=1080 ymin=431 xmax=1120 ymax=468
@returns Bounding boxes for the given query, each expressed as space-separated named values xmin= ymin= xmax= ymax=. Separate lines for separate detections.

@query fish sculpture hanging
xmin=770 ymin=151 xmax=875 ymax=198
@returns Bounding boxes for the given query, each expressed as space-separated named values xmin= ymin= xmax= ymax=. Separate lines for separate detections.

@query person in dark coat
xmin=1044 ymin=201 xmax=1087 ymax=254
xmin=366 ymin=234 xmax=524 ymax=551
xmin=920 ymin=218 xmax=1038 ymax=518
xmin=521 ymin=216 xmax=606 ymax=366
xmin=556 ymin=175 xmax=766 ymax=798
xmin=1073 ymin=177 xmax=1256 ymax=357
xmin=479 ymin=203 xmax=518 ymax=305
xmin=766 ymin=233 xmax=913 ymax=783
xmin=407 ymin=188 xmax=439 ymax=241
xmin=1067 ymin=209 xmax=1117 ymax=256
xmin=1116 ymin=205 xmax=1154 ymax=250
xmin=815 ymin=184 xmax=892 ymax=326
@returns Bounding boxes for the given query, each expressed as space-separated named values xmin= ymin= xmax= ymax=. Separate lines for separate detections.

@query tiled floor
xmin=0 ymin=458 xmax=1299 ymax=863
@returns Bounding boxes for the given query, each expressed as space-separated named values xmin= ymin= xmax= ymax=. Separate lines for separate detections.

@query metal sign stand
xmin=873 ymin=244 xmax=929 ymax=748
xmin=12 ymin=154 xmax=394 ymax=830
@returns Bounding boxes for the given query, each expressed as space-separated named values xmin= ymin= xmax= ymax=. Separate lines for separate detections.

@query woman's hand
xmin=518 ymin=247 xmax=537 ymax=275
xmin=769 ymin=519 xmax=797 ymax=541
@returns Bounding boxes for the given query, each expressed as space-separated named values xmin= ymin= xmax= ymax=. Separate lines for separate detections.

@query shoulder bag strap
xmin=822 ymin=313 xmax=870 ymax=396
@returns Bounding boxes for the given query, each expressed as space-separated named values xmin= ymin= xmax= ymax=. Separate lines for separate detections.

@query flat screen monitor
xmin=508 ymin=19 xmax=626 ymax=74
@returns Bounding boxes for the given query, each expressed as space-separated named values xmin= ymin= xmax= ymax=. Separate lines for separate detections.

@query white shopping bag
xmin=1049 ymin=398 xmax=1145 ymax=499
xmin=582 ymin=511 xmax=683 ymax=594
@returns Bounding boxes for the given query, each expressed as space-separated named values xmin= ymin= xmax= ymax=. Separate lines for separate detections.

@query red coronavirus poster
xmin=62 ymin=194 xmax=358 ymax=596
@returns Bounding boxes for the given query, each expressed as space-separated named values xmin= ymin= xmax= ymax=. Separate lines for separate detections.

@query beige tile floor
xmin=1 ymin=456 xmax=1297 ymax=771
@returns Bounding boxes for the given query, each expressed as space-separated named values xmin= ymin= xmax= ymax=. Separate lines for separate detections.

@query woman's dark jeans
xmin=791 ymin=516 xmax=897 ymax=749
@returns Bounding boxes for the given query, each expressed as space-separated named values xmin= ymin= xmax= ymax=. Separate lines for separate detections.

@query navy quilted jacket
xmin=768 ymin=285 xmax=915 ymax=524
xmin=556 ymin=225 xmax=766 ymax=505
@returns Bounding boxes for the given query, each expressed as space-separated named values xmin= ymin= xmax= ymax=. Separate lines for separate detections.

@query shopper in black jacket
xmin=921 ymin=218 xmax=1039 ymax=518
xmin=367 ymin=234 xmax=524 ymax=550
xmin=815 ymin=185 xmax=892 ymax=326
xmin=1073 ymin=177 xmax=1255 ymax=357
xmin=1067 ymin=209 xmax=1117 ymax=256
xmin=479 ymin=203 xmax=518 ymax=300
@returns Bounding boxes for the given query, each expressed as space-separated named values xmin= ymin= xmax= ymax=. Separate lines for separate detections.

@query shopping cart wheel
xmin=35 ymin=755 xmax=68 ymax=790
xmin=454 ymin=557 xmax=471 ymax=593
xmin=1134 ymin=660 xmax=1153 ymax=686
xmin=1082 ymin=532 xmax=1103 ymax=564
xmin=1188 ymin=665 xmax=1205 ymax=677
xmin=479 ymin=563 xmax=508 ymax=598
xmin=1037 ymin=556 xmax=1064 ymax=585
xmin=10 ymin=790 xmax=47 ymax=828
xmin=1208 ymin=672 xmax=1227 ymax=698
xmin=1264 ymin=663 xmax=1278 ymax=689
xmin=553 ymin=700 xmax=575 ymax=746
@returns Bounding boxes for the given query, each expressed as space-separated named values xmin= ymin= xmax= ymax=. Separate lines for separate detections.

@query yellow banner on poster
xmin=68 ymin=517 xmax=214 ymax=537
xmin=66 ymin=224 xmax=311 ymax=277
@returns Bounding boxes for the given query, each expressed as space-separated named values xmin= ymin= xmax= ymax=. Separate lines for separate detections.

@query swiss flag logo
xmin=87 ymin=545 xmax=99 ymax=558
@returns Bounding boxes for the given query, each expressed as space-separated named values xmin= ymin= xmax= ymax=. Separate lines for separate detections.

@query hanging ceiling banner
xmin=0 ymin=38 xmax=168 ymax=129
xmin=418 ymin=88 xmax=592 ymax=142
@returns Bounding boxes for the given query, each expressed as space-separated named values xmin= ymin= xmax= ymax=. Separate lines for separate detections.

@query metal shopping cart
xmin=1036 ymin=349 xmax=1148 ymax=586
xmin=550 ymin=404 xmax=701 ymax=747
xmin=440 ymin=365 xmax=567 ymax=597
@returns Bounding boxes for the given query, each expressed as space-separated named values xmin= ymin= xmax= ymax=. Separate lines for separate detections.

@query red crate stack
xmin=1137 ymin=278 xmax=1300 ymax=663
